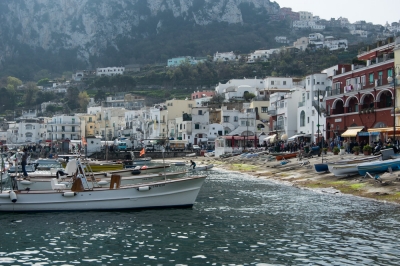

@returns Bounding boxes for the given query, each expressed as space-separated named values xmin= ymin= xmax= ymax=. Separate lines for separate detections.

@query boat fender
xmin=134 ymin=166 xmax=141 ymax=170
xmin=137 ymin=186 xmax=151 ymax=191
xmin=131 ymin=169 xmax=141 ymax=175
xmin=62 ymin=192 xmax=77 ymax=197
xmin=10 ymin=191 xmax=17 ymax=203
xmin=141 ymin=165 xmax=148 ymax=170
xmin=0 ymin=192 xmax=10 ymax=198
xmin=20 ymin=180 xmax=33 ymax=185
xmin=97 ymin=180 xmax=109 ymax=186
xmin=103 ymin=173 xmax=111 ymax=177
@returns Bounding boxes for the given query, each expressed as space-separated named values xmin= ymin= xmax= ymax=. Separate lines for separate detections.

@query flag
xmin=139 ymin=148 xmax=145 ymax=157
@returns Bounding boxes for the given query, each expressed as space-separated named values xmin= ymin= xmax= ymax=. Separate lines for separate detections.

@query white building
xmin=323 ymin=38 xmax=348 ymax=51
xmin=350 ymin=30 xmax=368 ymax=38
xmin=191 ymin=107 xmax=210 ymax=145
xmin=247 ymin=49 xmax=279 ymax=63
xmin=213 ymin=51 xmax=236 ymax=62
xmin=297 ymin=73 xmax=329 ymax=142
xmin=275 ymin=36 xmax=289 ymax=44
xmin=48 ymin=115 xmax=81 ymax=141
xmin=215 ymin=78 xmax=265 ymax=95
xmin=309 ymin=33 xmax=324 ymax=42
xmin=224 ymin=85 xmax=259 ymax=101
xmin=269 ymin=89 xmax=302 ymax=139
xmin=298 ymin=11 xmax=313 ymax=21
xmin=96 ymin=67 xmax=125 ymax=77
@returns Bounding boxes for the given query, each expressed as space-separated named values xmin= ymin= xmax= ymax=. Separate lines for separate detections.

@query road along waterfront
xmin=1 ymin=167 xmax=400 ymax=265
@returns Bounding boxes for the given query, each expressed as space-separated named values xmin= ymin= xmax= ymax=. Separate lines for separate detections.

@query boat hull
xmin=15 ymin=171 xmax=187 ymax=191
xmin=0 ymin=175 xmax=206 ymax=212
xmin=357 ymin=158 xmax=400 ymax=176
xmin=328 ymin=164 xmax=359 ymax=177
xmin=276 ymin=153 xmax=297 ymax=161
xmin=314 ymin=164 xmax=329 ymax=173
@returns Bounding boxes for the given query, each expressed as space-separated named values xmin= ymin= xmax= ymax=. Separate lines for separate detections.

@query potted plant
xmin=340 ymin=146 xmax=345 ymax=155
xmin=322 ymin=148 xmax=328 ymax=154
xmin=333 ymin=147 xmax=340 ymax=155
xmin=352 ymin=146 xmax=360 ymax=155
xmin=363 ymin=145 xmax=372 ymax=155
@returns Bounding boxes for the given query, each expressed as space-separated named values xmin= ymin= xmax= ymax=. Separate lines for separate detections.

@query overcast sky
xmin=275 ymin=0 xmax=399 ymax=25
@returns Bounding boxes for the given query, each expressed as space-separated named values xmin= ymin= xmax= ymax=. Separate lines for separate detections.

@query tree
xmin=7 ymin=76 xmax=22 ymax=90
xmin=65 ymin=87 xmax=80 ymax=110
xmin=23 ymin=82 xmax=39 ymax=107
xmin=94 ymin=90 xmax=106 ymax=102
xmin=78 ymin=91 xmax=90 ymax=111
xmin=243 ymin=91 xmax=256 ymax=102
xmin=37 ymin=78 xmax=51 ymax=86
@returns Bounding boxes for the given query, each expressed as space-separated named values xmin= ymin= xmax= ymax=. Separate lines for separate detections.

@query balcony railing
xmin=298 ymin=102 xmax=305 ymax=107
xmin=267 ymin=110 xmax=276 ymax=115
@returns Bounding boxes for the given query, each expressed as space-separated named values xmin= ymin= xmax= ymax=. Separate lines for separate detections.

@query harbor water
xmin=1 ymin=169 xmax=400 ymax=265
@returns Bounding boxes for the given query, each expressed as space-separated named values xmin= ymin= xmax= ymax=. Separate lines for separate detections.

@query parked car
xmin=192 ymin=145 xmax=201 ymax=150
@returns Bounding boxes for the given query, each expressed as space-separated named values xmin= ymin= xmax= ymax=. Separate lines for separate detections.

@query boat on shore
xmin=357 ymin=158 xmax=400 ymax=176
xmin=276 ymin=153 xmax=298 ymax=161
xmin=314 ymin=163 xmax=329 ymax=173
xmin=0 ymin=174 xmax=207 ymax=212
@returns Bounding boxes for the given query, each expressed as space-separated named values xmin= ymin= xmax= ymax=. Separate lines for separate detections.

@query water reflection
xmin=0 ymin=170 xmax=400 ymax=265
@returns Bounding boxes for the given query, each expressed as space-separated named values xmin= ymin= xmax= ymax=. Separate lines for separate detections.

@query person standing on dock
xmin=21 ymin=148 xmax=29 ymax=179
xmin=190 ymin=160 xmax=196 ymax=169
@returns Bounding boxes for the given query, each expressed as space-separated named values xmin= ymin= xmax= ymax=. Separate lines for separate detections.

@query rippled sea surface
xmin=1 ymin=169 xmax=400 ymax=265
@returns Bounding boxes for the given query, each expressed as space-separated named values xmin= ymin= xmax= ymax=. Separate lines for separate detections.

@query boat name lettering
xmin=151 ymin=184 xmax=165 ymax=188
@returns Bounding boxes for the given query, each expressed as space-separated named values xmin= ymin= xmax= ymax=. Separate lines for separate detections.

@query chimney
xmin=367 ymin=60 xmax=371 ymax=66
xmin=351 ymin=64 xmax=354 ymax=70
xmin=341 ymin=67 xmax=345 ymax=74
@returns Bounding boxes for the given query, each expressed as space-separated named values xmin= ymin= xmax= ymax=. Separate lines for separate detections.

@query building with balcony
xmin=48 ymin=115 xmax=81 ymax=141
xmin=268 ymin=89 xmax=302 ymax=140
xmin=191 ymin=107 xmax=210 ymax=145
xmin=325 ymin=40 xmax=396 ymax=143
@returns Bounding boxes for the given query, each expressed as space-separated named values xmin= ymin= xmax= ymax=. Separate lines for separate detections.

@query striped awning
xmin=341 ymin=126 xmax=364 ymax=137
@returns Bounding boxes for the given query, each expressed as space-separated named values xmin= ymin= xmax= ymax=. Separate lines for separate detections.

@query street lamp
xmin=388 ymin=67 xmax=400 ymax=147
xmin=314 ymin=91 xmax=324 ymax=162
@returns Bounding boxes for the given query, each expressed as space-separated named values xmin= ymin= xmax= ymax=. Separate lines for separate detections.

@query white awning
xmin=341 ymin=126 xmax=364 ymax=137
xmin=288 ymin=134 xmax=311 ymax=142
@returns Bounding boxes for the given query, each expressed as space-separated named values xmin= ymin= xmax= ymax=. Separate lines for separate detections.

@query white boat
xmin=13 ymin=170 xmax=187 ymax=191
xmin=186 ymin=153 xmax=196 ymax=157
xmin=327 ymin=155 xmax=381 ymax=177
xmin=328 ymin=163 xmax=360 ymax=177
xmin=188 ymin=164 xmax=214 ymax=171
xmin=0 ymin=175 xmax=207 ymax=212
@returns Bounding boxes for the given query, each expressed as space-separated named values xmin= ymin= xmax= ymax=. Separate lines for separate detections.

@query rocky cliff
xmin=0 ymin=0 xmax=280 ymax=76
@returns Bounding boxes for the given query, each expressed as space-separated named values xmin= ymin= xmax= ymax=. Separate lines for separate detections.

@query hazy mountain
xmin=0 ymin=0 xmax=283 ymax=80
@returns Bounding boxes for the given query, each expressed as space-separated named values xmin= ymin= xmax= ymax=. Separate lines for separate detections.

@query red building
xmin=325 ymin=41 xmax=395 ymax=143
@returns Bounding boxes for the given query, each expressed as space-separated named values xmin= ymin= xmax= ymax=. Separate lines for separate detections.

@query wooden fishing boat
xmin=275 ymin=152 xmax=298 ymax=161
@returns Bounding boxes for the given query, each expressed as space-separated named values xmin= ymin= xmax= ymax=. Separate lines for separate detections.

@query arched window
xmin=25 ymin=132 xmax=33 ymax=138
xmin=25 ymin=124 xmax=33 ymax=130
xmin=300 ymin=111 xmax=305 ymax=127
